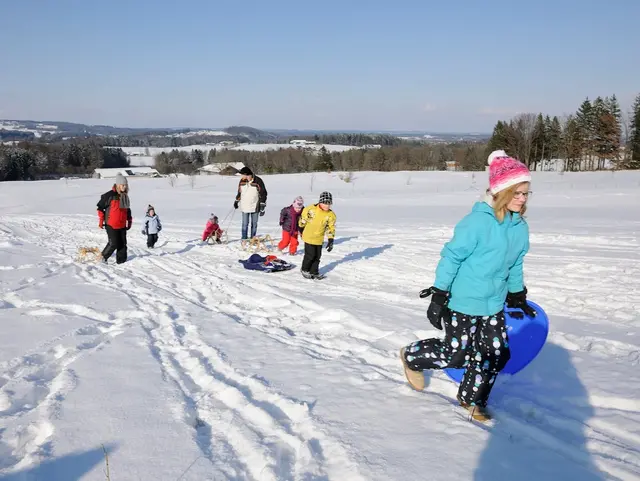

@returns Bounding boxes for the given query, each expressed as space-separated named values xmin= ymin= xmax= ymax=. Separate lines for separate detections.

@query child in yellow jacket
xmin=298 ymin=191 xmax=336 ymax=279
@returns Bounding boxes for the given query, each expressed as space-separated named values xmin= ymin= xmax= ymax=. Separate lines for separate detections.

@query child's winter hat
xmin=209 ymin=213 xmax=218 ymax=222
xmin=293 ymin=196 xmax=304 ymax=208
xmin=487 ymin=150 xmax=531 ymax=195
xmin=319 ymin=191 xmax=333 ymax=205
xmin=146 ymin=204 xmax=155 ymax=213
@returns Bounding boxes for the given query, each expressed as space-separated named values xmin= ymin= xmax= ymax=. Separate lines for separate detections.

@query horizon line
xmin=0 ymin=118 xmax=492 ymax=137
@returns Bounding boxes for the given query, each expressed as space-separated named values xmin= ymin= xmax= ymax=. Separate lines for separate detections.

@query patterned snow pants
xmin=403 ymin=310 xmax=510 ymax=407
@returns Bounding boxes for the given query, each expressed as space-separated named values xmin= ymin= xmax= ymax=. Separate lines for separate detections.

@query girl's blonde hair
xmin=491 ymin=182 xmax=529 ymax=222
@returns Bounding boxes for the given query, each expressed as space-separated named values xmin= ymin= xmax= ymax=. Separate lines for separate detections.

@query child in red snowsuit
xmin=202 ymin=214 xmax=224 ymax=243
xmin=278 ymin=196 xmax=304 ymax=255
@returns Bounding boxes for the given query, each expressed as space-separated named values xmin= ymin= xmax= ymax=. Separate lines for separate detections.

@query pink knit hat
xmin=487 ymin=150 xmax=531 ymax=194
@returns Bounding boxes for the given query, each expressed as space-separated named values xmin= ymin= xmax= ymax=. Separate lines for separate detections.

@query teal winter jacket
xmin=433 ymin=198 xmax=529 ymax=316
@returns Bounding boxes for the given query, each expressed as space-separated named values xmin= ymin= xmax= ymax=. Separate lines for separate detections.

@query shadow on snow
xmin=321 ymin=244 xmax=394 ymax=274
xmin=474 ymin=342 xmax=607 ymax=481
xmin=0 ymin=443 xmax=117 ymax=481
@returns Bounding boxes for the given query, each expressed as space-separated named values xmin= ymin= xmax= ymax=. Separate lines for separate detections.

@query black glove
xmin=233 ymin=200 xmax=239 ymax=209
xmin=326 ymin=238 xmax=334 ymax=252
xmin=506 ymin=287 xmax=537 ymax=318
xmin=419 ymin=286 xmax=449 ymax=330
xmin=259 ymin=203 xmax=266 ymax=216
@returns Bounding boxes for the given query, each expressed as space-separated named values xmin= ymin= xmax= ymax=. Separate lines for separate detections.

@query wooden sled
xmin=240 ymin=234 xmax=274 ymax=253
xmin=76 ymin=246 xmax=102 ymax=263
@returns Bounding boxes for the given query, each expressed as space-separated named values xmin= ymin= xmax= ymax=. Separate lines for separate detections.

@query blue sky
xmin=1 ymin=0 xmax=638 ymax=133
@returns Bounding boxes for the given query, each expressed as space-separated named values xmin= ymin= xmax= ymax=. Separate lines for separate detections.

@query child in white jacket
xmin=141 ymin=205 xmax=162 ymax=248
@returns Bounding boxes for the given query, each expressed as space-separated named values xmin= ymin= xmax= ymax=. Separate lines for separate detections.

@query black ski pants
xmin=301 ymin=243 xmax=322 ymax=275
xmin=102 ymin=226 xmax=128 ymax=264
xmin=147 ymin=234 xmax=158 ymax=248
xmin=403 ymin=310 xmax=510 ymax=407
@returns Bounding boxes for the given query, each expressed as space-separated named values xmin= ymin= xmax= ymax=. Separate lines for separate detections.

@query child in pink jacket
xmin=202 ymin=214 xmax=224 ymax=243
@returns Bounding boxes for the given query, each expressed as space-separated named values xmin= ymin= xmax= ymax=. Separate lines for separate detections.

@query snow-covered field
xmin=1 ymin=170 xmax=639 ymax=481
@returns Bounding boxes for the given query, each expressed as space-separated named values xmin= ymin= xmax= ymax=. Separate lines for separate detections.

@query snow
xmin=199 ymin=162 xmax=246 ymax=174
xmin=115 ymin=145 xmax=221 ymax=157
xmin=229 ymin=143 xmax=364 ymax=153
xmin=93 ymin=167 xmax=160 ymax=178
xmin=168 ymin=130 xmax=230 ymax=138
xmin=126 ymin=155 xmax=156 ymax=167
xmin=1 ymin=170 xmax=639 ymax=480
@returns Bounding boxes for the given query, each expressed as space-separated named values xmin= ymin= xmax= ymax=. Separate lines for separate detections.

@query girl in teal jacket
xmin=400 ymin=151 xmax=536 ymax=422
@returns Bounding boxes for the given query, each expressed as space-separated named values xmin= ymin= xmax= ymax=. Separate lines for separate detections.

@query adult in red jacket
xmin=97 ymin=173 xmax=132 ymax=264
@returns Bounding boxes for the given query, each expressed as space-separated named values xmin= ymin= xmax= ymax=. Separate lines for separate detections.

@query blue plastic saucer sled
xmin=445 ymin=300 xmax=549 ymax=383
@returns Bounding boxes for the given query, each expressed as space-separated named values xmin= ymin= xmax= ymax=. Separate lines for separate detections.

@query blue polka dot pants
xmin=402 ymin=310 xmax=510 ymax=407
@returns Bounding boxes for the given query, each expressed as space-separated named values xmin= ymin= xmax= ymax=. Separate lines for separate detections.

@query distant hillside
xmin=0 ymin=120 xmax=281 ymax=145
xmin=225 ymin=125 xmax=279 ymax=141
xmin=1 ymin=119 xmax=489 ymax=147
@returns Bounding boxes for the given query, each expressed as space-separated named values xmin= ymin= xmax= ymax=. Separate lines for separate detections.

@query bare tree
xmin=560 ymin=114 xmax=582 ymax=171
xmin=621 ymin=109 xmax=631 ymax=166
xmin=510 ymin=113 xmax=538 ymax=167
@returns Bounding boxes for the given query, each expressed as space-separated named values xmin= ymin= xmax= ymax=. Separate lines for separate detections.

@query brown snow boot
xmin=400 ymin=347 xmax=425 ymax=391
xmin=457 ymin=396 xmax=492 ymax=422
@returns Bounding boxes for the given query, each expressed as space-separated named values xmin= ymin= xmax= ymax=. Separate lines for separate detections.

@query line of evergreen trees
xmin=104 ymin=132 xmax=404 ymax=149
xmin=154 ymin=143 xmax=489 ymax=175
xmin=487 ymin=93 xmax=640 ymax=171
xmin=285 ymin=133 xmax=403 ymax=147
xmin=0 ymin=141 xmax=129 ymax=181
xmin=5 ymin=92 xmax=639 ymax=183
xmin=98 ymin=133 xmax=250 ymax=148
xmin=154 ymin=149 xmax=211 ymax=174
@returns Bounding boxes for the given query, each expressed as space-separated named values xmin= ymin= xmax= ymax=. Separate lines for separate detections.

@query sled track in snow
xmin=2 ymin=214 xmax=640 ymax=479
xmin=72 ymin=261 xmax=366 ymax=480
xmin=0 ymin=294 xmax=136 ymax=473
xmin=93 ymin=240 xmax=640 ymax=479
xmin=5 ymin=215 xmax=365 ymax=480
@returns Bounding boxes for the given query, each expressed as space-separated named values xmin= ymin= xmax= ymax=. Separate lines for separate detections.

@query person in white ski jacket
xmin=233 ymin=167 xmax=267 ymax=239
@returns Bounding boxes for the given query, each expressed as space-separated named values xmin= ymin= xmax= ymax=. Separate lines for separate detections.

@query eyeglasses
xmin=513 ymin=191 xmax=532 ymax=200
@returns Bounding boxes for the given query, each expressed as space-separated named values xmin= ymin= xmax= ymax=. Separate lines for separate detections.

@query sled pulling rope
xmin=219 ymin=208 xmax=236 ymax=245
xmin=202 ymin=208 xmax=236 ymax=245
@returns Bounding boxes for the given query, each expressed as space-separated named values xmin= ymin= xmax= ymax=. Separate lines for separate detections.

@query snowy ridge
xmin=0 ymin=171 xmax=639 ymax=480
xmin=0 ymin=121 xmax=59 ymax=139
xmin=167 ymin=130 xmax=231 ymax=138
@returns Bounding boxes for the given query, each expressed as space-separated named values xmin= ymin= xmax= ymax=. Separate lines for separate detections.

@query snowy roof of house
xmin=94 ymin=167 xmax=159 ymax=176
xmin=198 ymin=162 xmax=245 ymax=173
